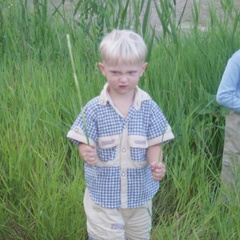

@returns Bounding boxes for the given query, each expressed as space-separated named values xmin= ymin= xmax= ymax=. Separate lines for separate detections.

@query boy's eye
xmin=111 ymin=71 xmax=120 ymax=76
xmin=128 ymin=71 xmax=137 ymax=76
xmin=110 ymin=70 xmax=137 ymax=77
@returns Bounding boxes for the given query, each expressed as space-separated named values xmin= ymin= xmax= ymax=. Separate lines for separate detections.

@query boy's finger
xmin=158 ymin=162 xmax=165 ymax=169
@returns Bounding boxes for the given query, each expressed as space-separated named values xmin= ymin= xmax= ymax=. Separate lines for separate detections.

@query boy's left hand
xmin=150 ymin=162 xmax=166 ymax=181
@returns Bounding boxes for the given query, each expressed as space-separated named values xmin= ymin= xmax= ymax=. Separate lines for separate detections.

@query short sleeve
xmin=147 ymin=100 xmax=174 ymax=146
xmin=66 ymin=98 xmax=99 ymax=145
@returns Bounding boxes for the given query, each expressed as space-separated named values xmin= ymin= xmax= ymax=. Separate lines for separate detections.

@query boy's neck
xmin=108 ymin=88 xmax=136 ymax=117
xmin=108 ymin=88 xmax=135 ymax=100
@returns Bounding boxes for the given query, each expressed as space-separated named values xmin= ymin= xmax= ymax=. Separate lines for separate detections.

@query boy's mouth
xmin=119 ymin=85 xmax=127 ymax=88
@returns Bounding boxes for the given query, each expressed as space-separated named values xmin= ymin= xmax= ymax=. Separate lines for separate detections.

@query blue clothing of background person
xmin=217 ymin=50 xmax=240 ymax=113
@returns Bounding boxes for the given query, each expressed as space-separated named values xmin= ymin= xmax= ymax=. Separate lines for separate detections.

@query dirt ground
xmin=49 ymin=0 xmax=239 ymax=32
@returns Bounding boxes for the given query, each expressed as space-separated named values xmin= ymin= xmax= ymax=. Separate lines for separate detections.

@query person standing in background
xmin=216 ymin=50 xmax=240 ymax=197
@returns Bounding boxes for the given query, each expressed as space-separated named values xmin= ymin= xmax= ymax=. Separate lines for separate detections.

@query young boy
xmin=67 ymin=29 xmax=174 ymax=240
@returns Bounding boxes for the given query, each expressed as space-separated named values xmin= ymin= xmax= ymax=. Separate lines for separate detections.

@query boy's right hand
xmin=79 ymin=143 xmax=97 ymax=166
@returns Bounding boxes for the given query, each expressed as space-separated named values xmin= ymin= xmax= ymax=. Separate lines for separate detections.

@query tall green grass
xmin=1 ymin=0 xmax=240 ymax=239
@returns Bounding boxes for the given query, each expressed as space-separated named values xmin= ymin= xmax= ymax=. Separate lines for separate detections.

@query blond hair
xmin=99 ymin=29 xmax=148 ymax=65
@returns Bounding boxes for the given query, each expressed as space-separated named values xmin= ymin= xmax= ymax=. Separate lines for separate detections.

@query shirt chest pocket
xmin=129 ymin=135 xmax=148 ymax=162
xmin=97 ymin=135 xmax=120 ymax=161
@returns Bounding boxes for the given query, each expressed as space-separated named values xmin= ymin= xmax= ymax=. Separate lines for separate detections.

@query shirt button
xmin=121 ymin=172 xmax=125 ymax=177
xmin=75 ymin=127 xmax=79 ymax=132
xmin=122 ymin=148 xmax=126 ymax=153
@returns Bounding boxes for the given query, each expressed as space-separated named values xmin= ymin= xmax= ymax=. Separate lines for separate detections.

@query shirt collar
xmin=98 ymin=83 xmax=151 ymax=110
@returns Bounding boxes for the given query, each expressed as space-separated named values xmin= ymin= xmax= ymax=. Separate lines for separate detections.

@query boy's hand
xmin=79 ymin=144 xmax=97 ymax=166
xmin=150 ymin=162 xmax=166 ymax=181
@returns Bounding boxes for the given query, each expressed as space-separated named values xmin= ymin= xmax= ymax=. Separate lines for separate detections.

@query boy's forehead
xmin=104 ymin=62 xmax=143 ymax=70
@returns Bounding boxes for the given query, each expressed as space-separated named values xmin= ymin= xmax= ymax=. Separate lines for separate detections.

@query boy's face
xmin=98 ymin=62 xmax=148 ymax=96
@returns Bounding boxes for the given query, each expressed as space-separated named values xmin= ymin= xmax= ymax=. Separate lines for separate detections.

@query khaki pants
xmin=221 ymin=112 xmax=240 ymax=196
xmin=84 ymin=188 xmax=152 ymax=240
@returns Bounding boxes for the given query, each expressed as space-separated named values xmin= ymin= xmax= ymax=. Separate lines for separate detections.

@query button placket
xmin=120 ymin=125 xmax=129 ymax=208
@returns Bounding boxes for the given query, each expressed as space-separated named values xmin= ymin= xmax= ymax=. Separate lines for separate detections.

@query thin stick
xmin=67 ymin=34 xmax=90 ymax=145
xmin=67 ymin=34 xmax=97 ymax=182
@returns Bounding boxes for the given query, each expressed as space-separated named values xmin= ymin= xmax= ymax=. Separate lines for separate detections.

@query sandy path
xmin=49 ymin=0 xmax=239 ymax=32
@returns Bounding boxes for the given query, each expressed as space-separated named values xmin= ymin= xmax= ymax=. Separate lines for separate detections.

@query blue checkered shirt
xmin=67 ymin=84 xmax=174 ymax=208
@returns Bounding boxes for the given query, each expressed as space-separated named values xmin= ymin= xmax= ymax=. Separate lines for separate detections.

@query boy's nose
xmin=119 ymin=73 xmax=128 ymax=82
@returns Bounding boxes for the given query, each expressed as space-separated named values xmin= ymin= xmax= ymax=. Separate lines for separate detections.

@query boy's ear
xmin=140 ymin=62 xmax=148 ymax=76
xmin=98 ymin=62 xmax=106 ymax=76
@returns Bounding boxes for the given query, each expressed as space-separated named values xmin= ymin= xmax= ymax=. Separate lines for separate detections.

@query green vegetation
xmin=1 ymin=0 xmax=240 ymax=239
